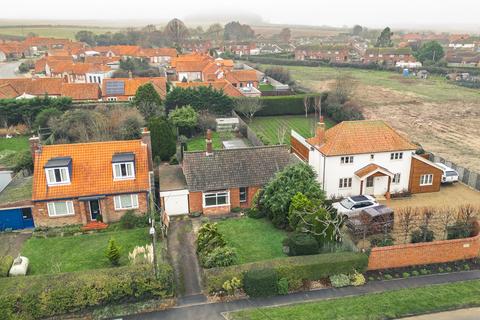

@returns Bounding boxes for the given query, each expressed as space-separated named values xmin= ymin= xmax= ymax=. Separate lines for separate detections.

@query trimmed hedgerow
xmin=256 ymin=94 xmax=324 ymax=116
xmin=203 ymin=251 xmax=368 ymax=293
xmin=243 ymin=268 xmax=279 ymax=297
xmin=0 ymin=264 xmax=173 ymax=319
xmin=0 ymin=255 xmax=14 ymax=277
xmin=285 ymin=233 xmax=319 ymax=256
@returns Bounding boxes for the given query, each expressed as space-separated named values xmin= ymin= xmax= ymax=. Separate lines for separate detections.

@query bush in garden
xmin=402 ymin=272 xmax=411 ymax=278
xmin=201 ymin=246 xmax=238 ymax=268
xmin=196 ymin=223 xmax=226 ymax=253
xmin=329 ymin=274 xmax=351 ymax=288
xmin=105 ymin=238 xmax=121 ymax=266
xmin=384 ymin=274 xmax=393 ymax=280
xmin=222 ymin=277 xmax=242 ymax=295
xmin=246 ymin=207 xmax=265 ymax=219
xmin=285 ymin=232 xmax=319 ymax=256
xmin=412 ymin=270 xmax=420 ymax=276
xmin=411 ymin=226 xmax=435 ymax=243
xmin=277 ymin=278 xmax=289 ymax=295
xmin=243 ymin=268 xmax=279 ymax=297
xmin=0 ymin=255 xmax=14 ymax=277
xmin=350 ymin=271 xmax=366 ymax=286
xmin=128 ymin=244 xmax=154 ymax=265
xmin=120 ymin=210 xmax=139 ymax=229
xmin=447 ymin=222 xmax=473 ymax=240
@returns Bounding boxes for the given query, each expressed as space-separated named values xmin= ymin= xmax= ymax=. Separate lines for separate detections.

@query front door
xmin=365 ymin=176 xmax=374 ymax=195
xmin=89 ymin=200 xmax=101 ymax=221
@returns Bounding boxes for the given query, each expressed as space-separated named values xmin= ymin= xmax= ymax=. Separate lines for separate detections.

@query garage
xmin=160 ymin=190 xmax=189 ymax=216
xmin=159 ymin=164 xmax=190 ymax=216
xmin=0 ymin=207 xmax=34 ymax=231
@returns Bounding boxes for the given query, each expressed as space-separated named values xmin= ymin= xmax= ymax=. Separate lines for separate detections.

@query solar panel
xmin=105 ymin=81 xmax=125 ymax=95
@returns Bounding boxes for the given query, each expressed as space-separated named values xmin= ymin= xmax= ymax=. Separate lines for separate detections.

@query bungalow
xmin=30 ymin=130 xmax=153 ymax=228
xmin=101 ymin=77 xmax=167 ymax=102
xmin=159 ymin=130 xmax=294 ymax=216
xmin=291 ymin=118 xmax=443 ymax=199
xmin=224 ymin=70 xmax=259 ymax=89
xmin=174 ymin=80 xmax=243 ymax=97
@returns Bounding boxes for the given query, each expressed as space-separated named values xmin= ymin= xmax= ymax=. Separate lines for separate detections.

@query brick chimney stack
xmin=206 ymin=129 xmax=213 ymax=156
xmin=29 ymin=136 xmax=41 ymax=160
xmin=315 ymin=116 xmax=326 ymax=144
xmin=141 ymin=128 xmax=153 ymax=171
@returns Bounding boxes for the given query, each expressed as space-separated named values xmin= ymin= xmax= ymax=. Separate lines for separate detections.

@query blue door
xmin=0 ymin=208 xmax=34 ymax=231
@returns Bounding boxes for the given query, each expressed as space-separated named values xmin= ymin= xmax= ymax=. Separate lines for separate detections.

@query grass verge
xmin=229 ymin=279 xmax=480 ymax=320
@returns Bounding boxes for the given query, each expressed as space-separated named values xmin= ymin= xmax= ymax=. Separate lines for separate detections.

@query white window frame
xmin=106 ymin=97 xmax=118 ymax=102
xmin=113 ymin=162 xmax=135 ymax=180
xmin=339 ymin=177 xmax=353 ymax=189
xmin=239 ymin=187 xmax=248 ymax=203
xmin=45 ymin=167 xmax=70 ymax=186
xmin=114 ymin=194 xmax=139 ymax=210
xmin=420 ymin=174 xmax=433 ymax=186
xmin=203 ymin=191 xmax=230 ymax=208
xmin=47 ymin=201 xmax=75 ymax=217
xmin=393 ymin=173 xmax=401 ymax=184
xmin=128 ymin=96 xmax=134 ymax=102
xmin=390 ymin=152 xmax=403 ymax=160
xmin=340 ymin=156 xmax=354 ymax=164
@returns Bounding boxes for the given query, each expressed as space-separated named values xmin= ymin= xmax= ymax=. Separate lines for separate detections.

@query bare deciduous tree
xmin=234 ymin=97 xmax=264 ymax=123
xmin=330 ymin=73 xmax=356 ymax=104
xmin=438 ymin=207 xmax=456 ymax=240
xmin=397 ymin=207 xmax=418 ymax=244
xmin=276 ymin=123 xmax=288 ymax=145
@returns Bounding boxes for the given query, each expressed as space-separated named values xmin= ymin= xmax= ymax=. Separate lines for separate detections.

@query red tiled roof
xmin=355 ymin=164 xmax=393 ymax=178
xmin=102 ymin=77 xmax=167 ymax=98
xmin=92 ymin=45 xmax=142 ymax=56
xmin=32 ymin=140 xmax=150 ymax=201
xmin=35 ymin=56 xmax=73 ymax=73
xmin=0 ymin=83 xmax=20 ymax=99
xmin=48 ymin=61 xmax=111 ymax=75
xmin=225 ymin=70 xmax=258 ymax=83
xmin=175 ymin=80 xmax=242 ymax=97
xmin=0 ymin=78 xmax=64 ymax=96
xmin=60 ymin=83 xmax=101 ymax=100
xmin=307 ymin=120 xmax=417 ymax=156
xmin=140 ymin=48 xmax=177 ymax=58
xmin=84 ymin=56 xmax=121 ymax=64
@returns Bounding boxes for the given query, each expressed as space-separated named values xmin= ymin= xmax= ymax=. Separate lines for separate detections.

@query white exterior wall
xmin=86 ymin=71 xmax=114 ymax=85
xmin=0 ymin=51 xmax=7 ymax=62
xmin=310 ymin=150 xmax=415 ymax=199
xmin=177 ymin=71 xmax=202 ymax=82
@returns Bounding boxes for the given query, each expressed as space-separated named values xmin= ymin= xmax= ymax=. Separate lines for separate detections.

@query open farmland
xmin=264 ymin=65 xmax=480 ymax=172
xmin=0 ymin=25 xmax=121 ymax=39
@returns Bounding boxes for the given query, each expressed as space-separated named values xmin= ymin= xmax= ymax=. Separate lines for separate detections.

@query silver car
xmin=332 ymin=195 xmax=379 ymax=218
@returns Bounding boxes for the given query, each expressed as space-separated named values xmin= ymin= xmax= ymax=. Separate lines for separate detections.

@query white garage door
xmin=161 ymin=190 xmax=189 ymax=216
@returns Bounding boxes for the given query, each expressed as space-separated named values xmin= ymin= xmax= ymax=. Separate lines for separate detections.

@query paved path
xmin=167 ymin=220 xmax=204 ymax=300
xmin=125 ymin=270 xmax=480 ymax=320
xmin=0 ymin=61 xmax=21 ymax=78
xmin=401 ymin=307 xmax=480 ymax=320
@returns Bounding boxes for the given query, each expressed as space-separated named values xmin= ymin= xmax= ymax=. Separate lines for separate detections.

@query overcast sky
xmin=2 ymin=0 xmax=480 ymax=31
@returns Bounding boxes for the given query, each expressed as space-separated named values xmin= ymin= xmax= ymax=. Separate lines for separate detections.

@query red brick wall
xmin=32 ymin=192 xmax=148 ymax=227
xmin=189 ymin=186 xmax=261 ymax=215
xmin=368 ymin=223 xmax=480 ymax=270
xmin=189 ymin=192 xmax=203 ymax=213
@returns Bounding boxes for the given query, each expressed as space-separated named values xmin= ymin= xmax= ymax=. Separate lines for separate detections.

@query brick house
xmin=101 ymin=77 xmax=167 ymax=102
xmin=30 ymin=130 xmax=153 ymax=228
xmin=291 ymin=118 xmax=443 ymax=199
xmin=295 ymin=44 xmax=352 ymax=63
xmin=362 ymin=47 xmax=416 ymax=66
xmin=159 ymin=130 xmax=294 ymax=216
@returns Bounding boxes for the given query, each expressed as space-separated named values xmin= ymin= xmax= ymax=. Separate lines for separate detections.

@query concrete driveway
xmin=401 ymin=308 xmax=480 ymax=320
xmin=0 ymin=61 xmax=22 ymax=78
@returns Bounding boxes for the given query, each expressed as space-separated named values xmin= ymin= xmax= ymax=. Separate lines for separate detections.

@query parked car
xmin=435 ymin=163 xmax=459 ymax=183
xmin=346 ymin=205 xmax=394 ymax=236
xmin=332 ymin=195 xmax=379 ymax=217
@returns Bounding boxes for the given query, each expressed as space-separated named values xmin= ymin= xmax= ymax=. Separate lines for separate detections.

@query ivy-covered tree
xmin=224 ymin=21 xmax=255 ymax=41
xmin=414 ymin=41 xmax=445 ymax=64
xmin=260 ymin=163 xmax=325 ymax=229
xmin=168 ymin=105 xmax=198 ymax=136
xmin=133 ymin=83 xmax=163 ymax=120
xmin=375 ymin=27 xmax=393 ymax=48
xmin=165 ymin=86 xmax=234 ymax=115
xmin=164 ymin=18 xmax=189 ymax=45
xmin=148 ymin=116 xmax=176 ymax=162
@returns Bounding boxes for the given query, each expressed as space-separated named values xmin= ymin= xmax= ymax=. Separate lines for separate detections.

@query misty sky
xmin=2 ymin=0 xmax=480 ymax=30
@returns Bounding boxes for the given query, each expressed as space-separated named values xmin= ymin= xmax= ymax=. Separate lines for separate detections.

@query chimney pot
xmin=141 ymin=128 xmax=153 ymax=170
xmin=206 ymin=129 xmax=213 ymax=156
xmin=29 ymin=136 xmax=41 ymax=160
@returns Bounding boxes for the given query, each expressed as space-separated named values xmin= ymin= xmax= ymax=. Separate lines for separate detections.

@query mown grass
xmin=258 ymin=64 xmax=480 ymax=103
xmin=216 ymin=217 xmax=287 ymax=264
xmin=230 ymin=280 xmax=480 ymax=320
xmin=0 ymin=136 xmax=29 ymax=152
xmin=248 ymin=115 xmax=335 ymax=145
xmin=21 ymin=228 xmax=151 ymax=275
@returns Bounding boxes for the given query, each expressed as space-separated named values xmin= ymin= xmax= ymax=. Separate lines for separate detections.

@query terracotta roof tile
xmin=102 ymin=77 xmax=167 ymax=98
xmin=60 ymin=83 xmax=101 ymax=100
xmin=140 ymin=48 xmax=177 ymax=58
xmin=355 ymin=163 xmax=393 ymax=178
xmin=0 ymin=78 xmax=64 ymax=96
xmin=308 ymin=120 xmax=418 ymax=156
xmin=32 ymin=140 xmax=150 ymax=201
xmin=175 ymin=80 xmax=242 ymax=97
xmin=225 ymin=70 xmax=258 ymax=83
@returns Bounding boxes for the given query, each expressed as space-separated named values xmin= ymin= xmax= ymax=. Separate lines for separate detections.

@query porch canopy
xmin=355 ymin=164 xmax=394 ymax=196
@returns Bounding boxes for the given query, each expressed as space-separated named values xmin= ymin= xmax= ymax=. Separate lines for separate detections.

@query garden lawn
xmin=0 ymin=136 xmax=29 ymax=152
xmin=21 ymin=228 xmax=151 ymax=275
xmin=230 ymin=280 xmax=480 ymax=320
xmin=249 ymin=115 xmax=335 ymax=145
xmin=259 ymin=83 xmax=275 ymax=92
xmin=216 ymin=217 xmax=287 ymax=264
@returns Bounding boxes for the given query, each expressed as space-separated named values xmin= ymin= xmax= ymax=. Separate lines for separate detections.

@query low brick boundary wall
xmin=368 ymin=223 xmax=480 ymax=270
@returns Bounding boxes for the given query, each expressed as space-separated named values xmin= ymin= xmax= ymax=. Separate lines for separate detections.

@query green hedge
xmin=256 ymin=94 xmax=324 ymax=116
xmin=203 ymin=251 xmax=368 ymax=293
xmin=0 ymin=264 xmax=174 ymax=320
xmin=0 ymin=256 xmax=14 ymax=277
xmin=243 ymin=268 xmax=278 ymax=297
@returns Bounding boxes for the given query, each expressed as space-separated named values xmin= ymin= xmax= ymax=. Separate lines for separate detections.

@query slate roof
xmin=182 ymin=145 xmax=295 ymax=192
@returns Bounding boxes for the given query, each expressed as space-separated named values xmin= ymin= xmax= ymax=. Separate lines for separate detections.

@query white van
xmin=435 ymin=163 xmax=459 ymax=183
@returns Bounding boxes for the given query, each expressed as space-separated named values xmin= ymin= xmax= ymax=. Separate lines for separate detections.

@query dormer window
xmin=112 ymin=153 xmax=135 ymax=180
xmin=44 ymin=157 xmax=71 ymax=186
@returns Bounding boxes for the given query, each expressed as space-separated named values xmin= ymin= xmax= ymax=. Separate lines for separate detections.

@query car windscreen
xmin=340 ymin=199 xmax=355 ymax=210
xmin=446 ymin=171 xmax=458 ymax=176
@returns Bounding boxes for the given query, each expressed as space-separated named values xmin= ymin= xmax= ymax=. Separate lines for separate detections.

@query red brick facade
xmin=188 ymin=186 xmax=261 ymax=216
xmin=32 ymin=192 xmax=148 ymax=227
xmin=368 ymin=222 xmax=480 ymax=270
